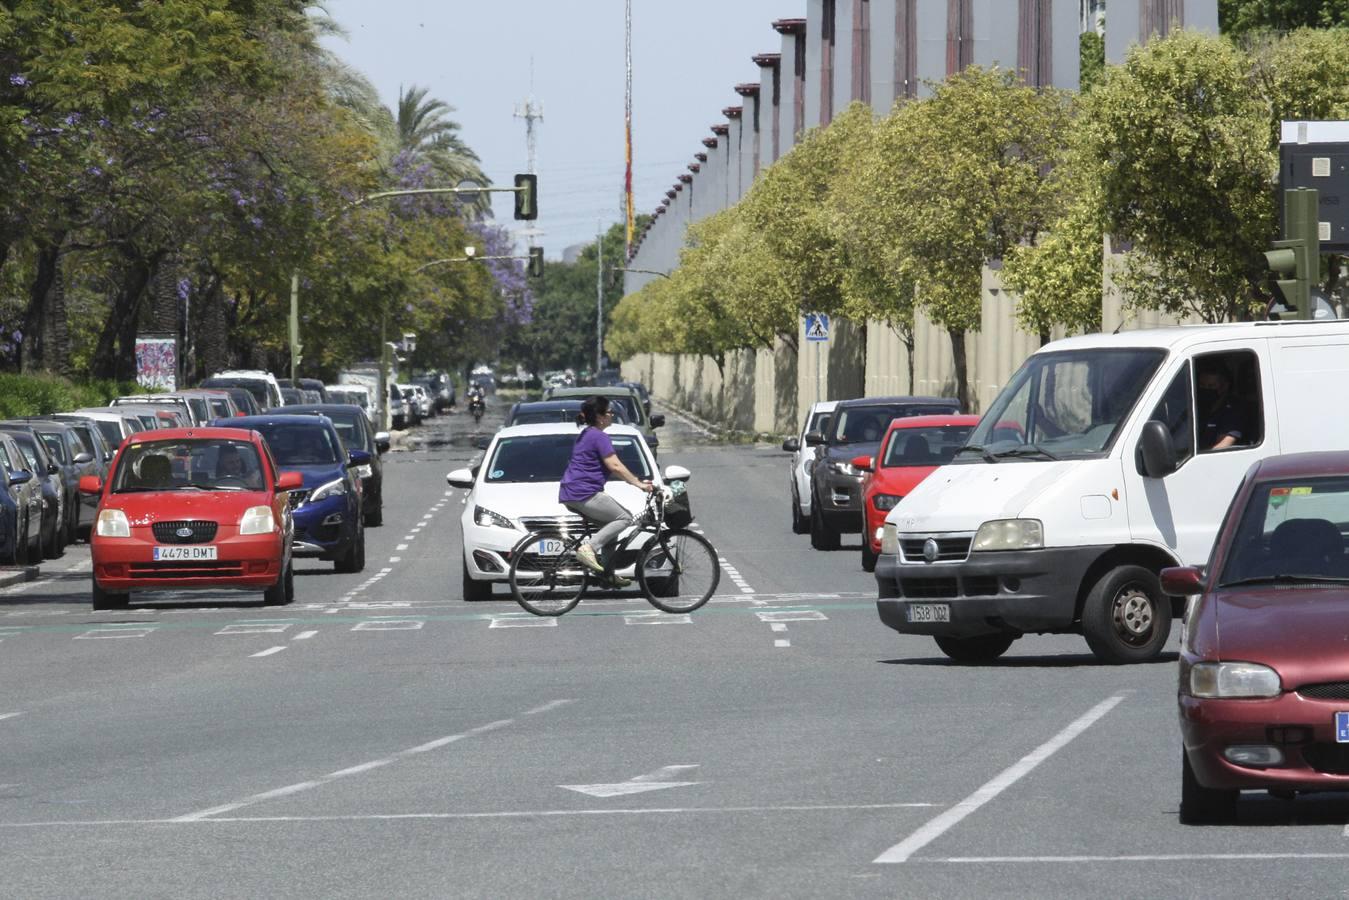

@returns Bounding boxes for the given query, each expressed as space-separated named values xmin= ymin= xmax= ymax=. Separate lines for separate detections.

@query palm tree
xmin=394 ymin=85 xmax=491 ymax=214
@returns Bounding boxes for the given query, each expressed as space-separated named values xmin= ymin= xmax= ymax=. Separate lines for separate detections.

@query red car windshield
xmin=113 ymin=439 xmax=265 ymax=493
xmin=1219 ymin=477 xmax=1349 ymax=586
xmin=882 ymin=425 xmax=974 ymax=468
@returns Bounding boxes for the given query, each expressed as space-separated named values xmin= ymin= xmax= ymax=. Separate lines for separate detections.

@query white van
xmin=875 ymin=320 xmax=1349 ymax=664
xmin=202 ymin=370 xmax=283 ymax=410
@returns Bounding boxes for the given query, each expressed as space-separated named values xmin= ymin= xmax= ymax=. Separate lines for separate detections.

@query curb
xmin=0 ymin=566 xmax=40 ymax=589
xmin=652 ymin=396 xmax=789 ymax=445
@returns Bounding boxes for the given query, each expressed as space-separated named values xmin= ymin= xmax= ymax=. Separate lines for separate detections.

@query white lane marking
xmin=770 ymin=623 xmax=788 ymax=632
xmin=931 ymin=854 xmax=1349 ymax=864
xmin=757 ymin=610 xmax=827 ymax=623
xmin=402 ymin=535 xmax=416 ymax=541
xmin=490 ymin=615 xmax=557 ymax=628
xmin=75 ymin=626 xmax=155 ymax=640
xmin=624 ymin=611 xmax=692 ymax=625
xmin=774 ymin=639 xmax=791 ymax=648
xmin=250 ymin=646 xmax=286 ymax=658
xmin=444 ymin=491 xmax=453 ymax=497
xmin=170 ymin=710 xmax=540 ymax=822
xmin=422 ymin=514 xmax=433 ymax=520
xmin=388 ymin=557 xmax=402 ymax=563
xmin=378 ymin=567 xmax=393 ymax=575
xmin=562 ymin=765 xmax=701 ymax=798
xmin=216 ymin=623 xmax=290 ymax=635
xmin=396 ymin=544 xmax=409 ymax=551
xmin=873 ymin=693 xmax=1127 ymax=864
xmin=292 ymin=631 xmax=317 ymax=641
xmin=347 ymin=601 xmax=410 ymax=609
xmin=0 ymin=712 xmax=23 ymax=722
xmin=522 ymin=699 xmax=576 ymax=716
xmin=324 ymin=608 xmax=340 ymax=614
xmin=2 ymin=579 xmax=51 ymax=594
xmin=352 ymin=619 xmax=424 ymax=631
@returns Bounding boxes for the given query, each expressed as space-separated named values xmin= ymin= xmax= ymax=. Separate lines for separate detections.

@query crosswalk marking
xmin=489 ymin=615 xmax=557 ymax=628
xmin=216 ymin=623 xmax=291 ymax=635
xmin=623 ymin=611 xmax=693 ymax=625
xmin=352 ymin=619 xmax=424 ymax=631
xmin=756 ymin=610 xmax=827 ymax=623
xmin=76 ymin=626 xmax=155 ymax=640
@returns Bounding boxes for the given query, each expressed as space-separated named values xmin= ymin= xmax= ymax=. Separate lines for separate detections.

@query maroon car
xmin=1165 ymin=451 xmax=1349 ymax=824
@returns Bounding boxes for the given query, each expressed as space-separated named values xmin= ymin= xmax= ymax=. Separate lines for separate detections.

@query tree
xmin=1220 ymin=0 xmax=1349 ymax=35
xmin=1080 ymin=31 xmax=1106 ymax=94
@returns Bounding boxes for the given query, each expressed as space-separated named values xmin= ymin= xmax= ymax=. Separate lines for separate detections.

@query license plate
xmin=906 ymin=603 xmax=950 ymax=623
xmin=153 ymin=545 xmax=218 ymax=562
xmin=1337 ymin=712 xmax=1349 ymax=744
xmin=535 ymin=539 xmax=566 ymax=556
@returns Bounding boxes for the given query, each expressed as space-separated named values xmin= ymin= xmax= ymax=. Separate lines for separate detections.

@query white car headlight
xmin=309 ymin=478 xmax=347 ymax=502
xmin=880 ymin=523 xmax=899 ymax=555
xmin=1188 ymin=662 xmax=1281 ymax=699
xmin=96 ymin=508 xmax=130 ymax=538
xmin=474 ymin=505 xmax=515 ymax=530
xmin=239 ymin=505 xmax=276 ymax=535
xmin=972 ymin=518 xmax=1043 ymax=551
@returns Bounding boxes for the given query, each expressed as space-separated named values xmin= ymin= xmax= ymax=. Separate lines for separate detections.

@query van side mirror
xmin=1139 ymin=420 xmax=1177 ymax=478
xmin=74 ymin=452 xmax=93 ymax=465
xmin=1160 ymin=566 xmax=1204 ymax=596
xmin=804 ymin=431 xmax=825 ymax=447
xmin=782 ymin=437 xmax=800 ymax=453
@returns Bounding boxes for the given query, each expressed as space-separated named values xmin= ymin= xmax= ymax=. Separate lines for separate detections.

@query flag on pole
xmin=624 ymin=0 xmax=634 ymax=256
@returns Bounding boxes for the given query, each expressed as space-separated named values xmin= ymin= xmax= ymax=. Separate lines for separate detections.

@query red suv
xmin=1165 ymin=451 xmax=1349 ymax=823
xmin=855 ymin=415 xmax=980 ymax=572
xmin=82 ymin=427 xmax=301 ymax=610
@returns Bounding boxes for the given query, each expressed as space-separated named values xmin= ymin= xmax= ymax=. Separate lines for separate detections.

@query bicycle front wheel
xmin=508 ymin=532 xmax=587 ymax=616
xmin=636 ymin=528 xmax=720 ymax=614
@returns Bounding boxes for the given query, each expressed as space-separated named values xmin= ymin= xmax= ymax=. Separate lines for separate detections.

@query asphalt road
xmin=3 ymin=400 xmax=1348 ymax=898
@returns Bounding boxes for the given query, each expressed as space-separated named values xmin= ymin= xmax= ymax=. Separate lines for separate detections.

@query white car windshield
xmin=485 ymin=434 xmax=651 ymax=484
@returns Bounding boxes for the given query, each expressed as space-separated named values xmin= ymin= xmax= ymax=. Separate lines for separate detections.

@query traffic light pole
xmin=1265 ymin=187 xmax=1321 ymax=320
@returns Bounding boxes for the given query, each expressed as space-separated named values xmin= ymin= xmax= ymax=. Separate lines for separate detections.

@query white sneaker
xmin=575 ymin=543 xmax=604 ymax=574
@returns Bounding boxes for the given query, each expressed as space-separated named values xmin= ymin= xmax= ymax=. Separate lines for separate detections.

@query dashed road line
xmin=250 ymin=646 xmax=286 ymax=658
xmin=389 ymin=557 xmax=402 ymax=563
xmin=774 ymin=639 xmax=791 ymax=648
xmin=756 ymin=610 xmax=827 ymax=623
xmin=396 ymin=544 xmax=409 ymax=551
xmin=216 ymin=623 xmax=291 ymax=635
xmin=352 ymin=618 xmax=424 ymax=631
xmin=0 ymin=712 xmax=23 ymax=722
xmin=292 ymin=630 xmax=317 ymax=640
xmin=75 ymin=626 xmax=155 ymax=640
xmin=489 ymin=615 xmax=557 ymax=628
xmin=623 ymin=610 xmax=693 ymax=625
xmin=769 ymin=623 xmax=787 ymax=632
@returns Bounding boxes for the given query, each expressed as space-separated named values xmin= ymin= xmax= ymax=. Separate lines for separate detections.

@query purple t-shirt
xmin=558 ymin=427 xmax=615 ymax=502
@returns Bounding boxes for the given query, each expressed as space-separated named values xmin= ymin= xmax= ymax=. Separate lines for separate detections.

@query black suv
xmin=806 ymin=396 xmax=959 ymax=550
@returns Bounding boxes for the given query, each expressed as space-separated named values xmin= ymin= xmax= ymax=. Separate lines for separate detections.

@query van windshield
xmin=959 ymin=349 xmax=1165 ymax=461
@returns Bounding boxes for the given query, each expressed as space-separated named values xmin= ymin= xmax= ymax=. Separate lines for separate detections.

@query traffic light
xmin=528 ymin=246 xmax=544 ymax=279
xmin=1265 ymin=188 xmax=1320 ymax=319
xmin=513 ymin=173 xmax=538 ymax=221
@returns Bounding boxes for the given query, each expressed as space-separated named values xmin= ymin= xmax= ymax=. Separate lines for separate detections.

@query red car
xmin=854 ymin=415 xmax=980 ymax=572
xmin=81 ymin=427 xmax=301 ymax=610
xmin=1165 ymin=451 xmax=1349 ymax=823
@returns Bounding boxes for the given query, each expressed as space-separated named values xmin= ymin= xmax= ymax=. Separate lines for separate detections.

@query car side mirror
xmin=1139 ymin=420 xmax=1177 ymax=479
xmin=276 ymin=471 xmax=304 ymax=491
xmin=47 ymin=463 xmax=60 ymax=475
xmin=851 ymin=455 xmax=874 ymax=472
xmin=1160 ymin=566 xmax=1204 ymax=596
xmin=804 ymin=431 xmax=825 ymax=447
xmin=446 ymin=468 xmax=475 ymax=489
xmin=104 ymin=450 xmax=115 ymax=462
xmin=663 ymin=464 xmax=691 ymax=482
xmin=347 ymin=449 xmax=373 ymax=469
xmin=374 ymin=431 xmax=391 ymax=454
xmin=74 ymin=452 xmax=93 ymax=465
xmin=11 ymin=470 xmax=33 ymax=487
xmin=650 ymin=414 xmax=666 ymax=428
xmin=782 ymin=437 xmax=800 ymax=453
xmin=77 ymin=474 xmax=101 ymax=494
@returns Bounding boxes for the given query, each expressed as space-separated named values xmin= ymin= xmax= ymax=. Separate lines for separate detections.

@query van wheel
xmin=934 ymin=634 xmax=1015 ymax=663
xmin=92 ymin=583 xmax=129 ymax=610
xmin=1082 ymin=564 xmax=1172 ymax=664
xmin=809 ymin=505 xmax=839 ymax=551
xmin=462 ymin=558 xmax=493 ymax=602
xmin=1180 ymin=749 xmax=1237 ymax=824
xmin=790 ymin=487 xmax=809 ymax=535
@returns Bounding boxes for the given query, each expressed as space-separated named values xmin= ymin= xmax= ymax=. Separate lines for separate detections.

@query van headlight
xmin=880 ymin=523 xmax=899 ymax=555
xmin=1188 ymin=662 xmax=1281 ymax=699
xmin=830 ymin=460 xmax=859 ymax=477
xmin=239 ymin=506 xmax=276 ymax=535
xmin=973 ymin=519 xmax=1043 ymax=551
xmin=309 ymin=478 xmax=347 ymax=502
xmin=873 ymin=493 xmax=903 ymax=511
xmin=96 ymin=508 xmax=130 ymax=538
xmin=474 ymin=505 xmax=515 ymax=530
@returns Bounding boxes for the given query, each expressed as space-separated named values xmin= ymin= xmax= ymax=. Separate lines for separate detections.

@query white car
xmin=446 ymin=423 xmax=684 ymax=602
xmin=781 ymin=401 xmax=837 ymax=535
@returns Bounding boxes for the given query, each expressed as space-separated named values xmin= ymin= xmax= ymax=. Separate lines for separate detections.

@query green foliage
xmin=1220 ymin=0 xmax=1349 ymax=35
xmin=1080 ymin=31 xmax=1106 ymax=94
xmin=0 ymin=373 xmax=140 ymax=417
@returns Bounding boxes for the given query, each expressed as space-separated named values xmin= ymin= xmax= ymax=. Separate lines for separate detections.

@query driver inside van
xmin=1197 ymin=362 xmax=1248 ymax=451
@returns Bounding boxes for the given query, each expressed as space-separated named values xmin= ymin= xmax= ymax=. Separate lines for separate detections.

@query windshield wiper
xmin=992 ymin=444 xmax=1061 ymax=461
xmin=1219 ymin=573 xmax=1349 ymax=588
xmin=955 ymin=444 xmax=997 ymax=463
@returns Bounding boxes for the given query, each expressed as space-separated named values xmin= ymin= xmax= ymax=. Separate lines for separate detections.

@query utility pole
xmin=624 ymin=0 xmax=634 ymax=257
xmin=596 ymin=225 xmax=605 ymax=375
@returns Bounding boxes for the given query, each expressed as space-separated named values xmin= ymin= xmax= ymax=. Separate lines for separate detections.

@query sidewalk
xmin=0 ymin=565 xmax=39 ymax=589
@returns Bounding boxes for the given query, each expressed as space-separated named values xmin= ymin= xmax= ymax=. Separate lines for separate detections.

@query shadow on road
xmin=879 ymin=651 xmax=1180 ymax=668
xmin=1183 ymin=792 xmax=1349 ymax=827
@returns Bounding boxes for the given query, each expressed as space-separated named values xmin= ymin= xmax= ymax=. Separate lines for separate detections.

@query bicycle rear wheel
xmin=636 ymin=528 xmax=720 ymax=614
xmin=508 ymin=532 xmax=587 ymax=616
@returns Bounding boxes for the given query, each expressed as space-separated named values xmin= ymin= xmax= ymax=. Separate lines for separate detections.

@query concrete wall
xmin=1107 ymin=0 xmax=1218 ymax=63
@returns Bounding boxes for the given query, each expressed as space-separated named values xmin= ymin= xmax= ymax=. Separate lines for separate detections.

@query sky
xmin=320 ymin=0 xmax=801 ymax=258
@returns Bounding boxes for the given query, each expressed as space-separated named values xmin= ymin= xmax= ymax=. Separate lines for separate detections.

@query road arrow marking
xmin=561 ymin=765 xmax=701 ymax=798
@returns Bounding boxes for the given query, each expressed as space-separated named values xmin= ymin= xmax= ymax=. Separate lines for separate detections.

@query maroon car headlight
xmin=873 ymin=493 xmax=903 ymax=512
xmin=1188 ymin=661 xmax=1281 ymax=699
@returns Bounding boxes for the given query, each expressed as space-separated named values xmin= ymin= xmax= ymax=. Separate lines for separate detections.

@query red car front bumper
xmin=1180 ymin=692 xmax=1349 ymax=791
xmin=92 ymin=531 xmax=284 ymax=593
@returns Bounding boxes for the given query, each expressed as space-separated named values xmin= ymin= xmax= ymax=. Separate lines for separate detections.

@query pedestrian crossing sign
xmin=804 ymin=313 xmax=830 ymax=342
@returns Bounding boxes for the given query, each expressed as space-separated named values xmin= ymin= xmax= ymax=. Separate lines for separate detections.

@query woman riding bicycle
xmin=559 ymin=396 xmax=653 ymax=579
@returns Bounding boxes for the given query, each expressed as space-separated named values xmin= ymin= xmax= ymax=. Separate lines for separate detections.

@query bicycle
xmin=506 ymin=488 xmax=719 ymax=617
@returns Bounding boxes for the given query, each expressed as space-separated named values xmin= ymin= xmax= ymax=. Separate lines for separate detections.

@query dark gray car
xmin=0 ymin=425 xmax=65 ymax=558
xmin=806 ymin=396 xmax=960 ymax=550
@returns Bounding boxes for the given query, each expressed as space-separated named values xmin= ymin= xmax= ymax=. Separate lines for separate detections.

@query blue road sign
xmin=804 ymin=313 xmax=830 ymax=342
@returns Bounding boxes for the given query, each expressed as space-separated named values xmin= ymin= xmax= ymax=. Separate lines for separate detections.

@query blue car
xmin=213 ymin=415 xmax=369 ymax=572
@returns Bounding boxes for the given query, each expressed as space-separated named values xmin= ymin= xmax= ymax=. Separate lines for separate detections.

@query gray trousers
xmin=564 ymin=493 xmax=634 ymax=558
